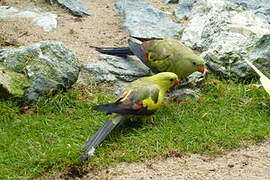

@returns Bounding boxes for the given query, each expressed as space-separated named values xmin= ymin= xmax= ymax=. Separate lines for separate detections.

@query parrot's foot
xmin=140 ymin=116 xmax=156 ymax=125
xmin=147 ymin=69 xmax=155 ymax=76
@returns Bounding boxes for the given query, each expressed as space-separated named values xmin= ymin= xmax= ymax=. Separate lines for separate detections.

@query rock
xmin=181 ymin=0 xmax=270 ymax=78
xmin=180 ymin=71 xmax=205 ymax=88
xmin=228 ymin=0 xmax=270 ymax=23
xmin=82 ymin=55 xmax=149 ymax=86
xmin=115 ymin=0 xmax=182 ymax=39
xmin=0 ymin=65 xmax=31 ymax=99
xmin=246 ymin=35 xmax=270 ymax=77
xmin=0 ymin=6 xmax=57 ymax=32
xmin=169 ymin=88 xmax=200 ymax=99
xmin=174 ymin=0 xmax=197 ymax=20
xmin=0 ymin=41 xmax=80 ymax=102
xmin=164 ymin=0 xmax=179 ymax=4
xmin=47 ymin=0 xmax=89 ymax=17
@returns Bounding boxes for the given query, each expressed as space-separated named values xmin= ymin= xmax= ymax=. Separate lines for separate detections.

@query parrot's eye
xmin=170 ymin=78 xmax=174 ymax=82
xmin=192 ymin=62 xmax=197 ymax=66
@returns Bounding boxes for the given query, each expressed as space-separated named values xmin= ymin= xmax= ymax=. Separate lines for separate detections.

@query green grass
xmin=1 ymin=77 xmax=270 ymax=179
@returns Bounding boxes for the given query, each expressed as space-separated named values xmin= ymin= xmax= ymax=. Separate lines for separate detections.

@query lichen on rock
xmin=0 ymin=65 xmax=31 ymax=98
xmin=181 ymin=0 xmax=270 ymax=78
xmin=0 ymin=41 xmax=80 ymax=102
xmin=115 ymin=0 xmax=182 ymax=39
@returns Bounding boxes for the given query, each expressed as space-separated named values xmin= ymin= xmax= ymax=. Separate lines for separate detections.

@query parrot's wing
xmin=128 ymin=38 xmax=160 ymax=73
xmin=94 ymin=85 xmax=159 ymax=115
xmin=259 ymin=76 xmax=270 ymax=95
xmin=245 ymin=60 xmax=270 ymax=95
xmin=128 ymin=38 xmax=144 ymax=61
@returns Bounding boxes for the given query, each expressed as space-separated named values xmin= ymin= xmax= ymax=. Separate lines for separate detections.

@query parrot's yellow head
xmin=149 ymin=72 xmax=179 ymax=90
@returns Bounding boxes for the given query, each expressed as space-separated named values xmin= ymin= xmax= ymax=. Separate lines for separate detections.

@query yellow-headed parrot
xmin=80 ymin=72 xmax=179 ymax=160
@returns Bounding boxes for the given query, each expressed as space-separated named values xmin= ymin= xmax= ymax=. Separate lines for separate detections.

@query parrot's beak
xmin=173 ymin=79 xmax=180 ymax=86
xmin=197 ymin=67 xmax=205 ymax=73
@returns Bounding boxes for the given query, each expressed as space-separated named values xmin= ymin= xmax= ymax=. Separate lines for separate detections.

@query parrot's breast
xmin=142 ymin=91 xmax=164 ymax=111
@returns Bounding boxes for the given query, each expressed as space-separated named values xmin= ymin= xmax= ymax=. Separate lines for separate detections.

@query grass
xmin=1 ymin=76 xmax=270 ymax=179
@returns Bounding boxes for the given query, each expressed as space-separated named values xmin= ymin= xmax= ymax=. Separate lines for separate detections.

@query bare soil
xmin=82 ymin=137 xmax=270 ymax=180
xmin=0 ymin=0 xmax=129 ymax=63
xmin=1 ymin=0 xmax=270 ymax=179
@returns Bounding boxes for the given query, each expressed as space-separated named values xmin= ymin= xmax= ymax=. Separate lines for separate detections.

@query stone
xmin=174 ymin=0 xmax=197 ymax=20
xmin=169 ymin=88 xmax=200 ymax=99
xmin=0 ymin=6 xmax=57 ymax=32
xmin=0 ymin=41 xmax=80 ymax=102
xmin=47 ymin=0 xmax=89 ymax=17
xmin=181 ymin=0 xmax=270 ymax=78
xmin=115 ymin=0 xmax=182 ymax=39
xmin=180 ymin=71 xmax=205 ymax=88
xmin=82 ymin=55 xmax=149 ymax=85
xmin=228 ymin=0 xmax=270 ymax=23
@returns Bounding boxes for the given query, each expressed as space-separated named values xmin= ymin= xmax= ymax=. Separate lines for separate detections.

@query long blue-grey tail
xmin=90 ymin=45 xmax=133 ymax=57
xmin=80 ymin=115 xmax=126 ymax=161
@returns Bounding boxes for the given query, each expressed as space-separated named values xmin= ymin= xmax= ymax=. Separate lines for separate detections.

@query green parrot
xmin=80 ymin=72 xmax=179 ymax=161
xmin=90 ymin=38 xmax=205 ymax=79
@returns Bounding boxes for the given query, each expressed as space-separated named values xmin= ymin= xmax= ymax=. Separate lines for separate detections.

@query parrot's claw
xmin=140 ymin=116 xmax=155 ymax=125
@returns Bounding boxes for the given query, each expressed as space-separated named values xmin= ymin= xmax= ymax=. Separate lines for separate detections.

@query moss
xmin=0 ymin=65 xmax=31 ymax=98
xmin=9 ymin=72 xmax=31 ymax=96
xmin=23 ymin=54 xmax=38 ymax=62
xmin=26 ymin=60 xmax=58 ymax=81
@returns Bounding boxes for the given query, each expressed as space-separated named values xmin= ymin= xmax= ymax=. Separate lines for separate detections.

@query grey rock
xmin=180 ymin=71 xmax=205 ymax=88
xmin=169 ymin=88 xmax=200 ymax=99
xmin=246 ymin=35 xmax=270 ymax=77
xmin=82 ymin=55 xmax=149 ymax=86
xmin=48 ymin=0 xmax=89 ymax=17
xmin=0 ymin=65 xmax=31 ymax=99
xmin=174 ymin=0 xmax=197 ymax=20
xmin=181 ymin=0 xmax=270 ymax=78
xmin=115 ymin=0 xmax=182 ymax=39
xmin=228 ymin=0 xmax=270 ymax=23
xmin=0 ymin=41 xmax=80 ymax=102
xmin=0 ymin=6 xmax=57 ymax=32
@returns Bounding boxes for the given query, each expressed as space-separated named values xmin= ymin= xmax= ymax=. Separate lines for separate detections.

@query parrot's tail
xmin=90 ymin=45 xmax=133 ymax=57
xmin=80 ymin=114 xmax=126 ymax=161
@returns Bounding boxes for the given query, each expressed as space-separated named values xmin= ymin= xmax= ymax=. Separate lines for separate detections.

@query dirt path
xmin=0 ymin=0 xmax=129 ymax=63
xmin=82 ymin=137 xmax=270 ymax=179
xmin=1 ymin=1 xmax=270 ymax=179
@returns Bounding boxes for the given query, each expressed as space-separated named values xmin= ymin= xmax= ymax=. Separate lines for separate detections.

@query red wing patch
xmin=121 ymin=100 xmax=143 ymax=110
xmin=131 ymin=101 xmax=143 ymax=110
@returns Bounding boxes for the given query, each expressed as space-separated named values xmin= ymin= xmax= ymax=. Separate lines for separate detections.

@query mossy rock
xmin=0 ymin=41 xmax=80 ymax=103
xmin=0 ymin=65 xmax=31 ymax=98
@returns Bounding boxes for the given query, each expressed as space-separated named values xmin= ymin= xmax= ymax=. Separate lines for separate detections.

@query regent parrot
xmin=80 ymin=72 xmax=179 ymax=161
xmin=90 ymin=38 xmax=205 ymax=79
